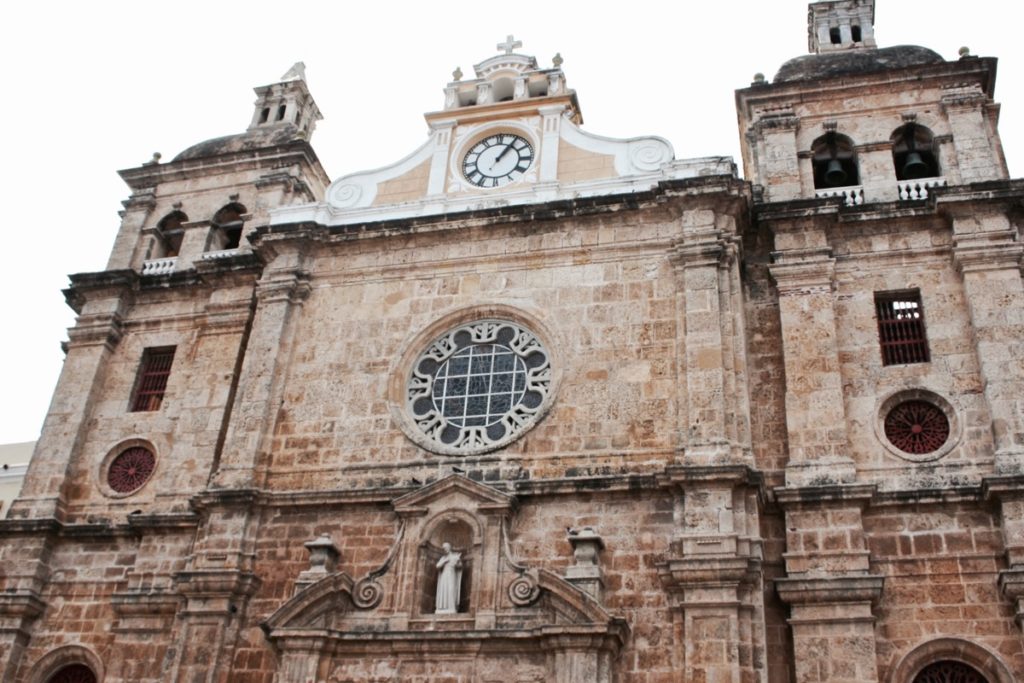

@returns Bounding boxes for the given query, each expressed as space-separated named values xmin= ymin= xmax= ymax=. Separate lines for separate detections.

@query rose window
xmin=107 ymin=446 xmax=156 ymax=494
xmin=884 ymin=400 xmax=950 ymax=455
xmin=407 ymin=320 xmax=551 ymax=455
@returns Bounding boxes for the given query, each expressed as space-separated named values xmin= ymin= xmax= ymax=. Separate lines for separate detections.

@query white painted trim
xmin=559 ymin=118 xmax=675 ymax=176
xmin=324 ymin=132 xmax=438 ymax=210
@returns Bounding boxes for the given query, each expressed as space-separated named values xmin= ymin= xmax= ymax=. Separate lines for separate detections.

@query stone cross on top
xmin=497 ymin=34 xmax=523 ymax=55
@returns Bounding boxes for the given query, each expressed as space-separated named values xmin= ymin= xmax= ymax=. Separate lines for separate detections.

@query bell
xmin=824 ymin=158 xmax=848 ymax=187
xmin=902 ymin=151 xmax=930 ymax=180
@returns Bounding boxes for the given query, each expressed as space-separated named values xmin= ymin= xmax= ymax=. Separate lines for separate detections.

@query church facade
xmin=3 ymin=1 xmax=1024 ymax=681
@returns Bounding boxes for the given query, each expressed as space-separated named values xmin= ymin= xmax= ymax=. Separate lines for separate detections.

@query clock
xmin=462 ymin=133 xmax=534 ymax=188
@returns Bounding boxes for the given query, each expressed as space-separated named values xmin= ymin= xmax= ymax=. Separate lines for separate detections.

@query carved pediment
xmin=261 ymin=476 xmax=628 ymax=682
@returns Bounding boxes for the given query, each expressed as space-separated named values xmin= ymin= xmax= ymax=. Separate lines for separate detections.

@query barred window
xmin=875 ymin=291 xmax=929 ymax=366
xmin=130 ymin=347 xmax=175 ymax=412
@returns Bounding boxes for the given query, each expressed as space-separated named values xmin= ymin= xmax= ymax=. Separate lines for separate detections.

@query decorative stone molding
xmin=261 ymin=476 xmax=628 ymax=683
xmin=294 ymin=534 xmax=340 ymax=594
xmin=565 ymin=527 xmax=604 ymax=600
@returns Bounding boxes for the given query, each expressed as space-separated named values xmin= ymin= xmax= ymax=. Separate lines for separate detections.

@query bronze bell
xmin=902 ymin=151 xmax=930 ymax=180
xmin=824 ymin=159 xmax=848 ymax=187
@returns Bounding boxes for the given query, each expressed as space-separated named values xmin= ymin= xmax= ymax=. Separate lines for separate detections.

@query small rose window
xmin=884 ymin=400 xmax=950 ymax=455
xmin=106 ymin=446 xmax=156 ymax=494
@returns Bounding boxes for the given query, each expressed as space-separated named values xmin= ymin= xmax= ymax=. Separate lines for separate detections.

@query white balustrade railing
xmin=200 ymin=248 xmax=241 ymax=261
xmin=815 ymin=185 xmax=865 ymax=206
xmin=897 ymin=177 xmax=945 ymax=201
xmin=141 ymin=257 xmax=177 ymax=276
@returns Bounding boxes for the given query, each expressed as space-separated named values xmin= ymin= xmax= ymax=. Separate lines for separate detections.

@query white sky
xmin=0 ymin=1 xmax=1020 ymax=444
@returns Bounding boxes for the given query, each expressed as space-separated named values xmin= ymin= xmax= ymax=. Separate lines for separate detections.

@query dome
xmin=774 ymin=45 xmax=945 ymax=83
xmin=172 ymin=124 xmax=303 ymax=161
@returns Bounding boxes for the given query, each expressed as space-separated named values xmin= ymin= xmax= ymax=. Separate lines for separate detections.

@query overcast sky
xmin=0 ymin=1 xmax=1019 ymax=445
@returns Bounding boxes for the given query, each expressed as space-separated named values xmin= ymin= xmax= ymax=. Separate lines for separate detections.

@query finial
xmin=752 ymin=72 xmax=766 ymax=85
xmin=497 ymin=34 xmax=522 ymax=55
xmin=229 ymin=193 xmax=240 ymax=202
xmin=144 ymin=152 xmax=162 ymax=166
xmin=958 ymin=46 xmax=971 ymax=58
xmin=172 ymin=201 xmax=183 ymax=210
xmin=280 ymin=62 xmax=307 ymax=82
xmin=452 ymin=66 xmax=463 ymax=82
xmin=552 ymin=52 xmax=563 ymax=68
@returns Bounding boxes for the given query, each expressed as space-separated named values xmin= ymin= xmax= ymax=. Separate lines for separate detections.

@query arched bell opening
xmin=209 ymin=202 xmax=247 ymax=251
xmin=418 ymin=516 xmax=475 ymax=616
xmin=155 ymin=210 xmax=187 ymax=258
xmin=812 ymin=132 xmax=859 ymax=189
xmin=892 ymin=123 xmax=940 ymax=181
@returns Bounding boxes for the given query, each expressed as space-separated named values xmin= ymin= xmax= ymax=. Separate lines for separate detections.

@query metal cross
xmin=497 ymin=34 xmax=522 ymax=55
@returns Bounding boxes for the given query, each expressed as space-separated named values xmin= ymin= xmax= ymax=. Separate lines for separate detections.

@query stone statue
xmin=435 ymin=542 xmax=463 ymax=614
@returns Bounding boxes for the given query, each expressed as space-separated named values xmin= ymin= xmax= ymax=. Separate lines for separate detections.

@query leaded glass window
xmin=407 ymin=320 xmax=551 ymax=455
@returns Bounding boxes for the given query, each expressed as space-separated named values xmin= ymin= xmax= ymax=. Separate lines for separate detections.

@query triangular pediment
xmin=392 ymin=474 xmax=515 ymax=515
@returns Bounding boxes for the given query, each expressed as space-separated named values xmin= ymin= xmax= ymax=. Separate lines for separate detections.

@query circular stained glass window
xmin=47 ymin=664 xmax=97 ymax=683
xmin=884 ymin=400 xmax=950 ymax=455
xmin=107 ymin=446 xmax=156 ymax=494
xmin=407 ymin=320 xmax=551 ymax=455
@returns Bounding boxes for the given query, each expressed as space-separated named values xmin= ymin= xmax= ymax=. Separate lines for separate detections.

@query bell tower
xmin=808 ymin=0 xmax=876 ymax=53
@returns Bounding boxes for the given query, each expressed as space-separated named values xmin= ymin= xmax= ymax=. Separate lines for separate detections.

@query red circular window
xmin=884 ymin=400 xmax=950 ymax=455
xmin=107 ymin=446 xmax=156 ymax=494
xmin=913 ymin=660 xmax=988 ymax=683
xmin=47 ymin=664 xmax=97 ymax=683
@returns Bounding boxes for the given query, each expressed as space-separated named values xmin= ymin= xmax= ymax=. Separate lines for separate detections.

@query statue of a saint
xmin=435 ymin=542 xmax=463 ymax=614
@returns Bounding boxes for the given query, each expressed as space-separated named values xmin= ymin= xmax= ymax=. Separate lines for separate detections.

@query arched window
xmin=156 ymin=210 xmax=187 ymax=258
xmin=892 ymin=123 xmax=940 ymax=180
xmin=45 ymin=664 xmax=97 ymax=683
xmin=812 ymin=132 xmax=859 ymax=189
xmin=210 ymin=202 xmax=246 ymax=251
xmin=913 ymin=661 xmax=989 ymax=683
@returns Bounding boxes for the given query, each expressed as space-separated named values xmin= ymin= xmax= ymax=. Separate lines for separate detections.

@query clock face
xmin=462 ymin=133 xmax=534 ymax=188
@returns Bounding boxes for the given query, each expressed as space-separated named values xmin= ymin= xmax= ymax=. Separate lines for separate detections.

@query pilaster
xmin=748 ymin=111 xmax=801 ymax=201
xmin=8 ymin=272 xmax=134 ymax=520
xmin=211 ymin=241 xmax=312 ymax=490
xmin=672 ymin=207 xmax=751 ymax=466
xmin=941 ymin=85 xmax=1006 ymax=183
xmin=107 ymin=189 xmax=157 ymax=271
xmin=947 ymin=204 xmax=1024 ymax=473
xmin=769 ymin=220 xmax=855 ymax=486
xmin=775 ymin=485 xmax=882 ymax=683
xmin=656 ymin=465 xmax=766 ymax=683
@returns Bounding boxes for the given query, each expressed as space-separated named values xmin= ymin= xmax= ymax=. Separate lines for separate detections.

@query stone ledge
xmin=775 ymin=575 xmax=884 ymax=606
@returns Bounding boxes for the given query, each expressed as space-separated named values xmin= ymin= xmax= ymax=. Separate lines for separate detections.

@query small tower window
xmin=875 ymin=291 xmax=930 ymax=365
xmin=851 ymin=25 xmax=862 ymax=42
xmin=812 ymin=132 xmax=859 ymax=189
xmin=156 ymin=210 xmax=187 ymax=258
xmin=829 ymin=27 xmax=842 ymax=44
xmin=276 ymin=104 xmax=287 ymax=121
xmin=210 ymin=203 xmax=246 ymax=251
xmin=130 ymin=347 xmax=176 ymax=412
xmin=892 ymin=123 xmax=940 ymax=181
xmin=259 ymin=107 xmax=270 ymax=124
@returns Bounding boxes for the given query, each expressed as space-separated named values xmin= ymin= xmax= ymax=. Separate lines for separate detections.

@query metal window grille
xmin=107 ymin=446 xmax=157 ymax=494
xmin=875 ymin=292 xmax=929 ymax=365
xmin=47 ymin=664 xmax=97 ymax=683
xmin=884 ymin=400 xmax=950 ymax=455
xmin=130 ymin=347 xmax=175 ymax=412
xmin=913 ymin=661 xmax=988 ymax=683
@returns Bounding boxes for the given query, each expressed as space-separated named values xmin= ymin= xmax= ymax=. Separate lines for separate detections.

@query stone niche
xmin=261 ymin=475 xmax=628 ymax=683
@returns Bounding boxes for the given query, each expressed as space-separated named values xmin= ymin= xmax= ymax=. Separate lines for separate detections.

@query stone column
xmin=948 ymin=205 xmax=1024 ymax=473
xmin=941 ymin=85 xmax=1006 ymax=183
xmin=768 ymin=220 xmax=855 ymax=486
xmin=775 ymin=487 xmax=883 ymax=683
xmin=0 ymin=528 xmax=49 ymax=681
xmin=107 ymin=189 xmax=156 ymax=271
xmin=8 ymin=273 xmax=132 ymax=520
xmin=657 ymin=467 xmax=765 ymax=683
xmin=211 ymin=242 xmax=311 ymax=489
xmin=672 ymin=208 xmax=750 ymax=465
xmin=986 ymin=477 xmax=1024 ymax=628
xmin=747 ymin=112 xmax=801 ymax=201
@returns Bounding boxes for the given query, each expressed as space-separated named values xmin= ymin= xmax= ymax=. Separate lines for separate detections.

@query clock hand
xmin=494 ymin=144 xmax=513 ymax=165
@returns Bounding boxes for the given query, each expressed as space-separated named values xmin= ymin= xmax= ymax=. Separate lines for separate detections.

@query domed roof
xmin=172 ymin=124 xmax=304 ymax=161
xmin=774 ymin=45 xmax=945 ymax=83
